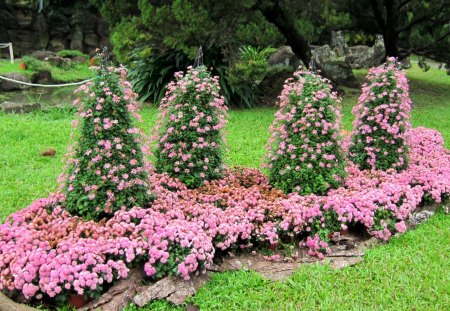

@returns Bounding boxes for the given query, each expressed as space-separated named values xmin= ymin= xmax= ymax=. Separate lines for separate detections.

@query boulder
xmin=330 ymin=30 xmax=347 ymax=57
xmin=399 ymin=57 xmax=411 ymax=69
xmin=31 ymin=70 xmax=52 ymax=84
xmin=15 ymin=9 xmax=33 ymax=27
xmin=1 ymin=102 xmax=41 ymax=114
xmin=0 ymin=292 xmax=39 ymax=311
xmin=371 ymin=35 xmax=385 ymax=66
xmin=69 ymin=26 xmax=84 ymax=51
xmin=311 ymin=45 xmax=359 ymax=88
xmin=84 ymin=33 xmax=99 ymax=48
xmin=346 ymin=45 xmax=373 ymax=69
xmin=48 ymin=37 xmax=66 ymax=51
xmin=0 ymin=72 xmax=30 ymax=91
xmin=268 ymin=46 xmax=297 ymax=67
xmin=45 ymin=55 xmax=63 ymax=67
xmin=30 ymin=50 xmax=55 ymax=60
xmin=347 ymin=35 xmax=385 ymax=69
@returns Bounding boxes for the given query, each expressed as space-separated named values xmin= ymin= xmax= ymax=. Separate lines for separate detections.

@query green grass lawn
xmin=0 ymin=59 xmax=94 ymax=83
xmin=0 ymin=64 xmax=449 ymax=310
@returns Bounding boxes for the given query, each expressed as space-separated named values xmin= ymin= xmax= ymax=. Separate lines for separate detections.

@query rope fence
xmin=0 ymin=75 xmax=93 ymax=88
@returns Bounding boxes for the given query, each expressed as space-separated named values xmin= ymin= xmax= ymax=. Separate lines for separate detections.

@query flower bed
xmin=1 ymin=127 xmax=449 ymax=302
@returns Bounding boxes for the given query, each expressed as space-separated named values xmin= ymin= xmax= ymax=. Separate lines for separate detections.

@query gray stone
xmin=346 ymin=35 xmax=385 ymax=69
xmin=330 ymin=30 xmax=347 ymax=57
xmin=45 ymin=55 xmax=63 ymax=67
xmin=269 ymin=46 xmax=297 ymax=67
xmin=31 ymin=70 xmax=52 ymax=84
xmin=1 ymin=102 xmax=41 ymax=114
xmin=0 ymin=72 xmax=30 ymax=91
xmin=311 ymin=45 xmax=359 ymax=87
xmin=30 ymin=50 xmax=55 ymax=60
xmin=371 ymin=35 xmax=385 ymax=66
xmin=0 ymin=292 xmax=39 ymax=311
xmin=84 ymin=33 xmax=99 ymax=47
xmin=69 ymin=26 xmax=84 ymax=51
xmin=408 ymin=210 xmax=434 ymax=228
xmin=48 ymin=37 xmax=66 ymax=51
xmin=16 ymin=9 xmax=33 ymax=27
xmin=399 ymin=57 xmax=412 ymax=69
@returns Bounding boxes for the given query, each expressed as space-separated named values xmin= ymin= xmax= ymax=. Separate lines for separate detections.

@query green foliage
xmin=110 ymin=17 xmax=153 ymax=64
xmin=56 ymin=50 xmax=88 ymax=60
xmin=349 ymin=59 xmax=412 ymax=171
xmin=21 ymin=56 xmax=51 ymax=72
xmin=128 ymin=48 xmax=191 ymax=104
xmin=227 ymin=46 xmax=276 ymax=107
xmin=266 ymin=70 xmax=346 ymax=195
xmin=63 ymin=62 xmax=151 ymax=221
xmin=155 ymin=66 xmax=227 ymax=188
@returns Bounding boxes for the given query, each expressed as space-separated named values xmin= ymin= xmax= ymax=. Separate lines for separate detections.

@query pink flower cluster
xmin=349 ymin=57 xmax=412 ymax=171
xmin=153 ymin=66 xmax=228 ymax=188
xmin=1 ymin=127 xmax=449 ymax=301
xmin=59 ymin=66 xmax=152 ymax=220
xmin=265 ymin=69 xmax=346 ymax=195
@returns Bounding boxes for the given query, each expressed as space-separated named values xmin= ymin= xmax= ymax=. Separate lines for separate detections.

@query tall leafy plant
xmin=265 ymin=69 xmax=346 ymax=195
xmin=61 ymin=54 xmax=152 ymax=220
xmin=349 ymin=57 xmax=412 ymax=171
xmin=154 ymin=66 xmax=228 ymax=188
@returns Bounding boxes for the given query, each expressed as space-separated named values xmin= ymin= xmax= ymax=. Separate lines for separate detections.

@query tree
xmin=343 ymin=0 xmax=450 ymax=65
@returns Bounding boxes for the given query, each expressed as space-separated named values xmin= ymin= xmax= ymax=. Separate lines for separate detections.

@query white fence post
xmin=9 ymin=43 xmax=14 ymax=64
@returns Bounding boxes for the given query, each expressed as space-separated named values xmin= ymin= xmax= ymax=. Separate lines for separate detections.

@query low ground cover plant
xmin=0 ymin=127 xmax=449 ymax=302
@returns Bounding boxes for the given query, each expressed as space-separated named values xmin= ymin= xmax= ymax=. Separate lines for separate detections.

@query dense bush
xmin=1 ymin=127 xmax=450 ymax=301
xmin=266 ymin=69 xmax=346 ymax=195
xmin=21 ymin=56 xmax=51 ymax=72
xmin=56 ymin=50 xmax=88 ymax=60
xmin=349 ymin=57 xmax=412 ymax=171
xmin=60 ymin=63 xmax=152 ymax=221
xmin=154 ymin=66 xmax=228 ymax=188
xmin=128 ymin=48 xmax=191 ymax=104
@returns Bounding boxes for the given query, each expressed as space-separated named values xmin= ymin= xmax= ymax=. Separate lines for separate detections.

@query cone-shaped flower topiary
xmin=61 ymin=58 xmax=152 ymax=221
xmin=265 ymin=69 xmax=346 ymax=195
xmin=349 ymin=57 xmax=412 ymax=171
xmin=154 ymin=66 xmax=228 ymax=188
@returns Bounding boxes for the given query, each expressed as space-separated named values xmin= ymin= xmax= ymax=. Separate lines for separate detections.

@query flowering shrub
xmin=60 ymin=63 xmax=152 ymax=221
xmin=266 ymin=69 xmax=346 ymax=195
xmin=349 ymin=57 xmax=412 ymax=171
xmin=2 ymin=127 xmax=449 ymax=302
xmin=154 ymin=66 xmax=228 ymax=188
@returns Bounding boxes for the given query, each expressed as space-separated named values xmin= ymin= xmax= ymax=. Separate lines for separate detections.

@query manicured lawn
xmin=0 ymin=59 xmax=94 ymax=83
xmin=0 ymin=64 xmax=449 ymax=310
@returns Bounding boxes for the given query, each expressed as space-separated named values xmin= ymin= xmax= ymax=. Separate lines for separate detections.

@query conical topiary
xmin=265 ymin=69 xmax=346 ymax=195
xmin=154 ymin=65 xmax=228 ymax=188
xmin=349 ymin=57 xmax=412 ymax=171
xmin=61 ymin=55 xmax=151 ymax=220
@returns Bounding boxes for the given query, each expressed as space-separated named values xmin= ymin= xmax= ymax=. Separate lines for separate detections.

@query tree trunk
xmin=258 ymin=1 xmax=312 ymax=66
xmin=383 ymin=0 xmax=399 ymax=57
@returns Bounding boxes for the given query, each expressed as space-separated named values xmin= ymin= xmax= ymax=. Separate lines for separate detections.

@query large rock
xmin=30 ymin=50 xmax=55 ymax=60
xmin=0 ymin=72 xmax=30 ymax=91
xmin=330 ymin=30 xmax=347 ymax=57
xmin=347 ymin=34 xmax=385 ymax=69
xmin=312 ymin=45 xmax=359 ymax=87
xmin=268 ymin=46 xmax=297 ymax=67
xmin=69 ymin=26 xmax=84 ymax=51
xmin=1 ymin=102 xmax=41 ymax=114
xmin=84 ymin=33 xmax=99 ymax=47
xmin=48 ymin=37 xmax=66 ymax=51
xmin=31 ymin=70 xmax=52 ymax=84
xmin=0 ymin=292 xmax=39 ymax=311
